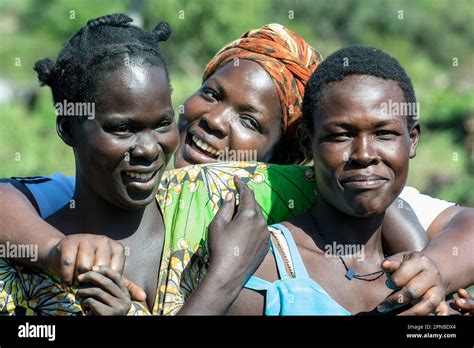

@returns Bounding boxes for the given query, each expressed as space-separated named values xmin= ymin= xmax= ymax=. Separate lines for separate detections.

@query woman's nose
xmin=199 ymin=104 xmax=231 ymax=138
xmin=130 ymin=131 xmax=160 ymax=162
xmin=348 ymin=136 xmax=380 ymax=167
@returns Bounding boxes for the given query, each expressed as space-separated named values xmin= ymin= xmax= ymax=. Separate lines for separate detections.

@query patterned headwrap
xmin=203 ymin=23 xmax=323 ymax=139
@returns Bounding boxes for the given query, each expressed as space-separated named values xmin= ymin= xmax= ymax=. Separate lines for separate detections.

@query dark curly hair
xmin=302 ymin=45 xmax=418 ymax=141
xmin=34 ymin=13 xmax=172 ymax=107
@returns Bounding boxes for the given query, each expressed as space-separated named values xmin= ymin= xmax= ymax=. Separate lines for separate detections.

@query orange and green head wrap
xmin=203 ymin=23 xmax=323 ymax=140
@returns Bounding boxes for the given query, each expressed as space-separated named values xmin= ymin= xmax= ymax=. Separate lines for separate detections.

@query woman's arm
xmin=176 ymin=177 xmax=270 ymax=315
xmin=0 ymin=180 xmax=127 ymax=287
xmin=421 ymin=207 xmax=474 ymax=294
xmin=0 ymin=180 xmax=63 ymax=269
xmin=381 ymin=197 xmax=429 ymax=253
xmin=1 ymin=177 xmax=269 ymax=315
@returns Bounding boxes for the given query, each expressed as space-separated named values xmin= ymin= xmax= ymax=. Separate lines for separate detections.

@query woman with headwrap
xmin=174 ymin=23 xmax=322 ymax=167
xmin=1 ymin=23 xmax=456 ymax=316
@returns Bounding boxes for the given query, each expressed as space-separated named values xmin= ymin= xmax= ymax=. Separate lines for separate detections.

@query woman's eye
xmin=113 ymin=125 xmax=133 ymax=134
xmin=241 ymin=116 xmax=262 ymax=132
xmin=200 ymin=87 xmax=218 ymax=101
xmin=156 ymin=118 xmax=174 ymax=129
xmin=328 ymin=133 xmax=351 ymax=141
xmin=376 ymin=130 xmax=398 ymax=139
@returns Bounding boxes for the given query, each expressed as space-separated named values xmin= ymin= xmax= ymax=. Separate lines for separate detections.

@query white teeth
xmin=192 ymin=135 xmax=218 ymax=156
xmin=124 ymin=171 xmax=155 ymax=181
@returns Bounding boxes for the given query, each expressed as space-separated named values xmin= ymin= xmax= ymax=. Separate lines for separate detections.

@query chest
xmin=122 ymin=231 xmax=164 ymax=311
xmin=299 ymin=249 xmax=393 ymax=314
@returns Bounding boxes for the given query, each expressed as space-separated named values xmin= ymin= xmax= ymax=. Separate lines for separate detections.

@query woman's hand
xmin=76 ymin=266 xmax=142 ymax=316
xmin=207 ymin=176 xmax=270 ymax=286
xmin=46 ymin=234 xmax=125 ymax=287
xmin=377 ymin=251 xmax=449 ymax=315
xmin=454 ymin=288 xmax=474 ymax=315
xmin=45 ymin=234 xmax=146 ymax=302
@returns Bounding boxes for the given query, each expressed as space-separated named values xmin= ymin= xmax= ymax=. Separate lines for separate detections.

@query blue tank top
xmin=244 ymin=224 xmax=351 ymax=316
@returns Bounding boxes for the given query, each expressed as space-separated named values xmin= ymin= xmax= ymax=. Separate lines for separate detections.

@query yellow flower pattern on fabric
xmin=155 ymin=162 xmax=317 ymax=315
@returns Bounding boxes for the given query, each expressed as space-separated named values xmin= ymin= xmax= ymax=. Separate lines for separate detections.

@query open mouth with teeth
xmin=190 ymin=134 xmax=220 ymax=158
xmin=121 ymin=169 xmax=159 ymax=184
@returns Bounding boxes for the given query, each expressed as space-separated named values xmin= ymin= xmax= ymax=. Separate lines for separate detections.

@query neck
xmin=57 ymin=175 xmax=160 ymax=240
xmin=311 ymin=197 xmax=385 ymax=259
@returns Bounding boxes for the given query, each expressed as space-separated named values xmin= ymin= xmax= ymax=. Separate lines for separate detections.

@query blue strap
xmin=271 ymin=224 xmax=310 ymax=279
xmin=244 ymin=275 xmax=272 ymax=291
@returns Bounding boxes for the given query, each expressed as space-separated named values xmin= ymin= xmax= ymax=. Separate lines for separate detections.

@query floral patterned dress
xmin=154 ymin=161 xmax=317 ymax=315
xmin=0 ymin=162 xmax=317 ymax=316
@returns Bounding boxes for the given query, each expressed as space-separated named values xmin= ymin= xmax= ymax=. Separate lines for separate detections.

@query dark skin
xmin=228 ymin=75 xmax=450 ymax=315
xmin=0 ymin=58 xmax=427 ymax=300
xmin=0 ymin=61 xmax=270 ymax=315
xmin=174 ymin=58 xmax=427 ymax=251
xmin=0 ymin=58 xmax=471 ymax=314
xmin=47 ymin=63 xmax=178 ymax=312
xmin=174 ymin=59 xmax=282 ymax=167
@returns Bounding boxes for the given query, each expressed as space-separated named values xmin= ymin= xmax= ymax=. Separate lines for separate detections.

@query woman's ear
xmin=56 ymin=116 xmax=76 ymax=146
xmin=409 ymin=123 xmax=420 ymax=158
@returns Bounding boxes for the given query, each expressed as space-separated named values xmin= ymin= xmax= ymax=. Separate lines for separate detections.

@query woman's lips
xmin=340 ymin=175 xmax=389 ymax=190
xmin=121 ymin=166 xmax=162 ymax=191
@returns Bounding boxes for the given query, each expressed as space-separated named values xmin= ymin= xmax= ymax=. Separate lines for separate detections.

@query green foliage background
xmin=0 ymin=0 xmax=473 ymax=205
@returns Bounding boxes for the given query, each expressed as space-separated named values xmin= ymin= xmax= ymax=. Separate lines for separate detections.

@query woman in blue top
xmin=226 ymin=46 xmax=474 ymax=315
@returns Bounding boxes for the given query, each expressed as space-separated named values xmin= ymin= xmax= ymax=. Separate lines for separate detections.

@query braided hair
xmin=34 ymin=13 xmax=172 ymax=106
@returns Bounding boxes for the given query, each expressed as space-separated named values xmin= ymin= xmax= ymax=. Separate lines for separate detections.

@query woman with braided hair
xmin=1 ymin=18 xmax=472 ymax=316
xmin=0 ymin=14 xmax=270 ymax=316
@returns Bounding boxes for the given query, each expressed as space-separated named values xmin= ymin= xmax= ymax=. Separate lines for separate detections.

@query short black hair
xmin=34 ymin=13 xmax=171 ymax=106
xmin=302 ymin=45 xmax=418 ymax=132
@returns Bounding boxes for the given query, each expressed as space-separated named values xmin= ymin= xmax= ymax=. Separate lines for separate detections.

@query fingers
xmin=93 ymin=241 xmax=113 ymax=268
xmin=455 ymin=289 xmax=474 ymax=313
xmin=234 ymin=176 xmax=255 ymax=211
xmin=381 ymin=252 xmax=408 ymax=274
xmin=76 ymin=284 xmax=120 ymax=308
xmin=73 ymin=243 xmax=95 ymax=286
xmin=110 ymin=242 xmax=126 ymax=275
xmin=213 ymin=191 xmax=236 ymax=227
xmin=397 ymin=286 xmax=445 ymax=316
xmin=380 ymin=268 xmax=436 ymax=311
xmin=123 ymin=276 xmax=147 ymax=302
xmin=57 ymin=242 xmax=79 ymax=287
xmin=434 ymin=301 xmax=451 ymax=316
xmin=79 ymin=297 xmax=114 ymax=316
xmin=77 ymin=267 xmax=127 ymax=299
xmin=457 ymin=288 xmax=471 ymax=299
xmin=234 ymin=177 xmax=263 ymax=220
xmin=385 ymin=252 xmax=428 ymax=290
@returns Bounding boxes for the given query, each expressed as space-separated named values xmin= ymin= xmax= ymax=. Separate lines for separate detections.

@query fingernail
xmin=459 ymin=288 xmax=467 ymax=294
xmin=225 ymin=192 xmax=234 ymax=201
xmin=458 ymin=299 xmax=465 ymax=304
xmin=92 ymin=266 xmax=99 ymax=271
xmin=386 ymin=278 xmax=397 ymax=289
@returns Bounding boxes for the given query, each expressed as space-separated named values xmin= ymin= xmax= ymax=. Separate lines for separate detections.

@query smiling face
xmin=69 ymin=63 xmax=179 ymax=210
xmin=311 ymin=75 xmax=419 ymax=217
xmin=173 ymin=59 xmax=282 ymax=167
